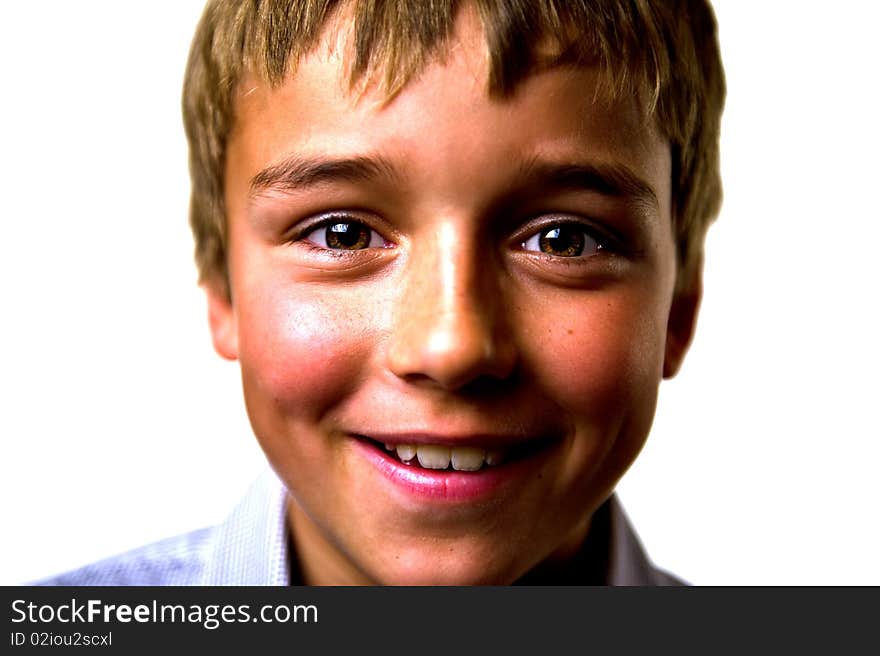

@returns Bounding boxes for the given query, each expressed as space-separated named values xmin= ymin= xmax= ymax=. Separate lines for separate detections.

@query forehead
xmin=226 ymin=6 xmax=670 ymax=214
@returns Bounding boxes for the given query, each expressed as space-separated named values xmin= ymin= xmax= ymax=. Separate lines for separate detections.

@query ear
xmin=204 ymin=279 xmax=238 ymax=361
xmin=663 ymin=259 xmax=703 ymax=379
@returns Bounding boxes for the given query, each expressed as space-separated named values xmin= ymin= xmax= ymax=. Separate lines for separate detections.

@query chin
xmin=369 ymin=546 xmax=523 ymax=586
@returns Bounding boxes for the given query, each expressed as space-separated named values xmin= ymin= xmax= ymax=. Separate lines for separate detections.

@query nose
xmin=386 ymin=222 xmax=517 ymax=390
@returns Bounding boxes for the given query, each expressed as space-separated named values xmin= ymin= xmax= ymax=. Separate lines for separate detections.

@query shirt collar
xmin=202 ymin=469 xmax=290 ymax=585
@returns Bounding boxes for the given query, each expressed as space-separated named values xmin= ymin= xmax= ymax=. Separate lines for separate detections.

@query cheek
xmin=531 ymin=291 xmax=667 ymax=421
xmin=524 ymin=288 xmax=669 ymax=504
xmin=236 ymin=285 xmax=374 ymax=423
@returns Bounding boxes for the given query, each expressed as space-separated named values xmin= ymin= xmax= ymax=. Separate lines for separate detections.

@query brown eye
xmin=522 ymin=225 xmax=601 ymax=257
xmin=305 ymin=220 xmax=386 ymax=250
xmin=325 ymin=222 xmax=371 ymax=250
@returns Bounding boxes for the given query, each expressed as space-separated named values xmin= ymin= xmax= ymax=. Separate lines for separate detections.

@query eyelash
xmin=291 ymin=213 xmax=392 ymax=257
xmin=516 ymin=219 xmax=618 ymax=259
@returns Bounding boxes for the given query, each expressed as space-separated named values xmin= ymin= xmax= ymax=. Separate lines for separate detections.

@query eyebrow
xmin=249 ymin=153 xmax=660 ymax=213
xmin=516 ymin=158 xmax=660 ymax=212
xmin=249 ymin=155 xmax=400 ymax=197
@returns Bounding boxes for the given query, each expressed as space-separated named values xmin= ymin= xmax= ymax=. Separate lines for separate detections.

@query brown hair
xmin=183 ymin=0 xmax=725 ymax=297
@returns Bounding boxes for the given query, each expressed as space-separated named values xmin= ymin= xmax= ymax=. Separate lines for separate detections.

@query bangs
xmin=239 ymin=0 xmax=666 ymax=108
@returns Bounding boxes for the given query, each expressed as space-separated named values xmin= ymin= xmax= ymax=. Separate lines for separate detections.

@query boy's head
xmin=183 ymin=0 xmax=724 ymax=584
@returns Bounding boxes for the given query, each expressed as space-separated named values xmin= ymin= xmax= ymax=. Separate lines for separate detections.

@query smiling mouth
xmin=358 ymin=436 xmax=556 ymax=472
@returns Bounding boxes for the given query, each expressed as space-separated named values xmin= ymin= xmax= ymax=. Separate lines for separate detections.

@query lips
xmin=352 ymin=433 xmax=559 ymax=502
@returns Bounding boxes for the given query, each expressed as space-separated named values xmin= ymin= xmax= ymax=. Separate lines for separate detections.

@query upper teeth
xmin=385 ymin=443 xmax=507 ymax=471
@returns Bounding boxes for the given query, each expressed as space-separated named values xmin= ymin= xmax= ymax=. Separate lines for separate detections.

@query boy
xmin=41 ymin=0 xmax=724 ymax=585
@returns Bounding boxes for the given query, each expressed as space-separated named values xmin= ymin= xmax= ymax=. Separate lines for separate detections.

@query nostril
xmin=410 ymin=324 xmax=515 ymax=389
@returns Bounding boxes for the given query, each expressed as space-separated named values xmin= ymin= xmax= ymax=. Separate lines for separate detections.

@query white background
xmin=1 ymin=1 xmax=878 ymax=585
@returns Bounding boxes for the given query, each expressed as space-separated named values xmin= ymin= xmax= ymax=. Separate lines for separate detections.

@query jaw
xmin=280 ymin=427 xmax=628 ymax=585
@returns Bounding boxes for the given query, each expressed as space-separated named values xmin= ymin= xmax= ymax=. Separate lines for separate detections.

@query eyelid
xmin=514 ymin=214 xmax=618 ymax=251
xmin=289 ymin=211 xmax=396 ymax=248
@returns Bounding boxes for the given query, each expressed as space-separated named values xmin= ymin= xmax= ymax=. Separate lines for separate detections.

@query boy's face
xmin=209 ymin=8 xmax=694 ymax=584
